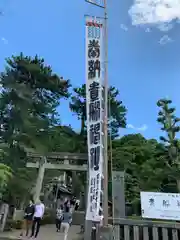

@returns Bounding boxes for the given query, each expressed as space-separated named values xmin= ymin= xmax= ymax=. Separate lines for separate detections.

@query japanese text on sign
xmin=141 ymin=192 xmax=180 ymax=220
xmin=85 ymin=16 xmax=104 ymax=222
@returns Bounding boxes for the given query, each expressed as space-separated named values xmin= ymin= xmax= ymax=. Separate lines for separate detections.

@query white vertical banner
xmin=85 ymin=16 xmax=104 ymax=222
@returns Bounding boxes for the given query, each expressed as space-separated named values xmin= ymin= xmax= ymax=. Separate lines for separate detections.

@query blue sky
xmin=0 ymin=0 xmax=180 ymax=140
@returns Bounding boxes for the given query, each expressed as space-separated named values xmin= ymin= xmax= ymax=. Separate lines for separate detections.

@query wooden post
xmin=84 ymin=167 xmax=92 ymax=239
xmin=72 ymin=172 xmax=76 ymax=195
xmin=103 ymin=0 xmax=109 ymax=227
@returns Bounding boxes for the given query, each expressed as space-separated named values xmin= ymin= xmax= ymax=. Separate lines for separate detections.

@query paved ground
xmin=0 ymin=225 xmax=82 ymax=240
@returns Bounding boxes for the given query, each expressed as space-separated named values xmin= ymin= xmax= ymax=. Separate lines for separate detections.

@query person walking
xmin=64 ymin=198 xmax=70 ymax=209
xmin=55 ymin=205 xmax=63 ymax=232
xmin=70 ymin=196 xmax=76 ymax=207
xmin=74 ymin=199 xmax=80 ymax=211
xmin=30 ymin=199 xmax=45 ymax=239
xmin=70 ymin=196 xmax=76 ymax=213
xmin=60 ymin=206 xmax=72 ymax=240
xmin=19 ymin=200 xmax=35 ymax=238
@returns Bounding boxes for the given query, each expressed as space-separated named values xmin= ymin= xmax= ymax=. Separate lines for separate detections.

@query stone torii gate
xmin=26 ymin=152 xmax=88 ymax=202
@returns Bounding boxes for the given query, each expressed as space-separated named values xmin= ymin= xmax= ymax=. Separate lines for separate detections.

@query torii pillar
xmin=33 ymin=157 xmax=46 ymax=202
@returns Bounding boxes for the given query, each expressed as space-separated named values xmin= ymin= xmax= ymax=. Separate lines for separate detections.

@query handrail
xmin=113 ymin=217 xmax=180 ymax=229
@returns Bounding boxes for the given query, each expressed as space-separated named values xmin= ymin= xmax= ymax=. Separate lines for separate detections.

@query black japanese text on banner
xmin=85 ymin=16 xmax=104 ymax=222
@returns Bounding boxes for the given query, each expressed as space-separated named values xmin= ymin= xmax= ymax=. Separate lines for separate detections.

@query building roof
xmin=59 ymin=186 xmax=72 ymax=195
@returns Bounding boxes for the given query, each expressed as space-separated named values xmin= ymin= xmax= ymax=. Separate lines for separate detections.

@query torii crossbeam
xmin=26 ymin=152 xmax=88 ymax=201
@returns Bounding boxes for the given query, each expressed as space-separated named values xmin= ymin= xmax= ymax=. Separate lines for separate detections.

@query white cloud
xmin=129 ymin=0 xmax=180 ymax=30
xmin=1 ymin=37 xmax=8 ymax=44
xmin=159 ymin=35 xmax=173 ymax=44
xmin=127 ymin=124 xmax=134 ymax=129
xmin=127 ymin=123 xmax=148 ymax=131
xmin=137 ymin=124 xmax=148 ymax=131
xmin=120 ymin=24 xmax=128 ymax=31
xmin=145 ymin=27 xmax=151 ymax=32
xmin=158 ymin=23 xmax=173 ymax=31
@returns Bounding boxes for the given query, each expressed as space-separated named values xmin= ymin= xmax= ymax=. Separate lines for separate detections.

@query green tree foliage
xmin=47 ymin=125 xmax=87 ymax=153
xmin=0 ymin=53 xmax=70 ymax=168
xmin=108 ymin=86 xmax=127 ymax=138
xmin=0 ymin=53 xmax=71 ymax=203
xmin=70 ymin=85 xmax=86 ymax=136
xmin=157 ymin=98 xmax=180 ymax=191
xmin=0 ymin=163 xmax=12 ymax=187
xmin=5 ymin=168 xmax=36 ymax=206
xmin=70 ymin=84 xmax=127 ymax=139
xmin=157 ymin=99 xmax=180 ymax=147
xmin=112 ymin=134 xmax=168 ymax=205
xmin=0 ymin=163 xmax=12 ymax=198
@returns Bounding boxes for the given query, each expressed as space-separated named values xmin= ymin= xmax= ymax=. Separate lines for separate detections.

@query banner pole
xmin=103 ymin=0 xmax=109 ymax=227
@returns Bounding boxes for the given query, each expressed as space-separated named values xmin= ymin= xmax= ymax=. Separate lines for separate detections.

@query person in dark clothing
xmin=61 ymin=207 xmax=72 ymax=240
xmin=64 ymin=198 xmax=70 ymax=208
xmin=56 ymin=205 xmax=63 ymax=232
xmin=20 ymin=200 xmax=35 ymax=238
xmin=31 ymin=217 xmax=41 ymax=239
xmin=70 ymin=197 xmax=76 ymax=207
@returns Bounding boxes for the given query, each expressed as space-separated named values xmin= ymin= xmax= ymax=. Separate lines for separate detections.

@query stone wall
xmin=13 ymin=210 xmax=24 ymax=221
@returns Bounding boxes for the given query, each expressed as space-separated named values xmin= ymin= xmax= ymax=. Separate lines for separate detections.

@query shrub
xmin=4 ymin=219 xmax=23 ymax=231
xmin=41 ymin=215 xmax=54 ymax=225
xmin=4 ymin=219 xmax=13 ymax=231
xmin=4 ymin=215 xmax=54 ymax=231
xmin=72 ymin=234 xmax=84 ymax=240
xmin=12 ymin=220 xmax=23 ymax=229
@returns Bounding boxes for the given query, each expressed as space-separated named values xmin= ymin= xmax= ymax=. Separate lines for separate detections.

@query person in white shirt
xmin=30 ymin=199 xmax=45 ymax=239
xmin=74 ymin=199 xmax=80 ymax=211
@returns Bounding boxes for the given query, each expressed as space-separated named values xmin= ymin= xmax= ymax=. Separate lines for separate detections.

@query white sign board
xmin=85 ymin=16 xmax=104 ymax=222
xmin=141 ymin=191 xmax=180 ymax=220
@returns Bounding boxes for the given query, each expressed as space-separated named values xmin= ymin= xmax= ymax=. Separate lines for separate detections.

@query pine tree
xmin=157 ymin=98 xmax=180 ymax=191
xmin=0 ymin=53 xmax=70 ymax=168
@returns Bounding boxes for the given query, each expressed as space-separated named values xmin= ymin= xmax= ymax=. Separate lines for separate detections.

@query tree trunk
xmin=44 ymin=186 xmax=53 ymax=205
xmin=72 ymin=172 xmax=77 ymax=195
xmin=80 ymin=117 xmax=85 ymax=136
xmin=20 ymin=196 xmax=26 ymax=209
xmin=177 ymin=179 xmax=180 ymax=192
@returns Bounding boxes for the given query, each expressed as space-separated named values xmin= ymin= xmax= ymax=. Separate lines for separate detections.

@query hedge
xmin=4 ymin=213 xmax=54 ymax=231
